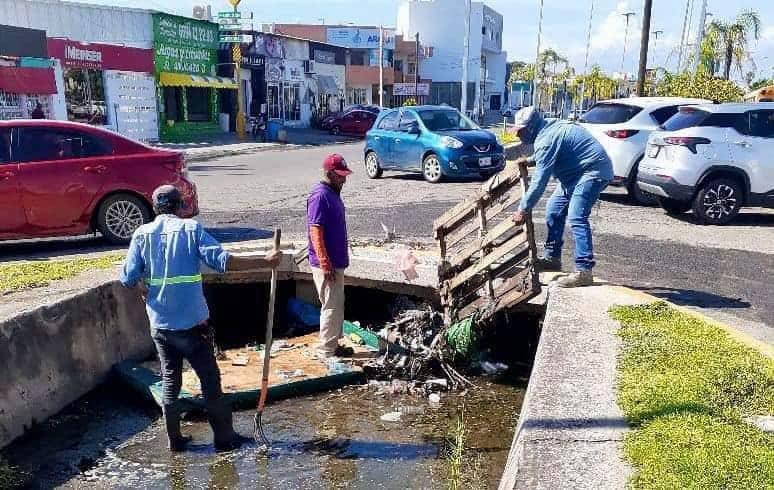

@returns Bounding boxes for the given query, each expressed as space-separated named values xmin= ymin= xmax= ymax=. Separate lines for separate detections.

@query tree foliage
xmin=655 ymin=72 xmax=743 ymax=102
xmin=750 ymin=79 xmax=773 ymax=91
xmin=702 ymin=9 xmax=761 ymax=80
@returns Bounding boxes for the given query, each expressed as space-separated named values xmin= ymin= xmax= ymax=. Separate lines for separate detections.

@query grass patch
xmin=0 ymin=254 xmax=124 ymax=294
xmin=444 ymin=404 xmax=485 ymax=490
xmin=610 ymin=302 xmax=774 ymax=489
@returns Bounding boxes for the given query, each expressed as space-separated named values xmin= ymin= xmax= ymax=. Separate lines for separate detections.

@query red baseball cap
xmin=323 ymin=154 xmax=353 ymax=176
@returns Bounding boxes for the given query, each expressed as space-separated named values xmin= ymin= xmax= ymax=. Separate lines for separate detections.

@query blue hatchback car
xmin=363 ymin=105 xmax=505 ymax=183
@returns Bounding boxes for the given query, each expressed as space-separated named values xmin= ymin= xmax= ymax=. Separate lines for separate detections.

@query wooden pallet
xmin=434 ymin=161 xmax=540 ymax=322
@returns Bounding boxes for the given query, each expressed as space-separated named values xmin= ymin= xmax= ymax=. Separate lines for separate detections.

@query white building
xmin=397 ymin=0 xmax=507 ymax=116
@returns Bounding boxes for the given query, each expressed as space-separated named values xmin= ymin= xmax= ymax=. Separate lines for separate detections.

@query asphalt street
xmin=1 ymin=142 xmax=771 ymax=342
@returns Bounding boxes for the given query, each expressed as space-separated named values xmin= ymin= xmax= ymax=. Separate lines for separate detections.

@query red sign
xmin=47 ymin=39 xmax=154 ymax=73
xmin=0 ymin=66 xmax=57 ymax=94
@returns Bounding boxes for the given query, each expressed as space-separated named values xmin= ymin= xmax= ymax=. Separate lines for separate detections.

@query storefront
xmin=0 ymin=25 xmax=57 ymax=120
xmin=153 ymin=13 xmax=234 ymax=142
xmin=47 ymin=39 xmax=158 ymax=141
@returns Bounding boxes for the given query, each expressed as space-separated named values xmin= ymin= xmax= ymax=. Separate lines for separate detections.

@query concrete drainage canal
xmin=1 ymin=274 xmax=544 ymax=489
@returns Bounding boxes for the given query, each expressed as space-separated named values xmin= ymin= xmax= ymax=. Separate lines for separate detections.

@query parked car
xmin=320 ymin=105 xmax=380 ymax=130
xmin=579 ymin=96 xmax=710 ymax=204
xmin=363 ymin=105 xmax=505 ymax=183
xmin=0 ymin=120 xmax=198 ymax=244
xmin=637 ymin=103 xmax=774 ymax=224
xmin=325 ymin=109 xmax=378 ymax=137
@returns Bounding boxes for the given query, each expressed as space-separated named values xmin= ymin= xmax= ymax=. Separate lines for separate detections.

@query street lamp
xmin=652 ymin=30 xmax=664 ymax=67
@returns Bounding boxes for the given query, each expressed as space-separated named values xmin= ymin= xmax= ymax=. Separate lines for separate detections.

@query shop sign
xmin=47 ymin=39 xmax=154 ymax=73
xmin=153 ymin=13 xmax=218 ymax=75
xmin=240 ymin=54 xmax=265 ymax=68
xmin=313 ymin=50 xmax=336 ymax=65
xmin=393 ymin=83 xmax=430 ymax=96
xmin=326 ymin=27 xmax=395 ymax=50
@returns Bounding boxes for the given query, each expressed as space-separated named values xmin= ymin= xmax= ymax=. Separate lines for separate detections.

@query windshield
xmin=662 ymin=108 xmax=711 ymax=131
xmin=418 ymin=109 xmax=479 ymax=131
xmin=580 ymin=103 xmax=642 ymax=124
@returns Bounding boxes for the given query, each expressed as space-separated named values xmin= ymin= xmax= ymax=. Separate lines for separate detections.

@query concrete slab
xmin=499 ymin=283 xmax=637 ymax=490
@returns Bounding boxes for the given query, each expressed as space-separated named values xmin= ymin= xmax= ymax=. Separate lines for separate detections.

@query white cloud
xmin=590 ymin=0 xmax=642 ymax=53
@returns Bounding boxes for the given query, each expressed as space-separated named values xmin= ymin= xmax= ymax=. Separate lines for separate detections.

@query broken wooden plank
xmin=445 ymin=234 xmax=529 ymax=294
xmin=443 ymin=188 xmax=523 ymax=251
xmin=455 ymin=267 xmax=535 ymax=319
xmin=445 ymin=219 xmax=525 ymax=271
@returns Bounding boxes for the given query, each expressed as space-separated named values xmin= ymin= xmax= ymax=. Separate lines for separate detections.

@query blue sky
xmin=79 ymin=0 xmax=774 ymax=83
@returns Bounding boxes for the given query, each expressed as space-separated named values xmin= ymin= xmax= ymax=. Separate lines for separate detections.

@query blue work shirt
xmin=120 ymin=215 xmax=230 ymax=331
xmin=519 ymin=120 xmax=614 ymax=211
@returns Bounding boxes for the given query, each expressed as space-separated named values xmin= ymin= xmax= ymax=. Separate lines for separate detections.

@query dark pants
xmin=151 ymin=323 xmax=224 ymax=406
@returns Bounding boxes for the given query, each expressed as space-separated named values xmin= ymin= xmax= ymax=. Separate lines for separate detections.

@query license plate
xmin=647 ymin=144 xmax=660 ymax=158
xmin=479 ymin=157 xmax=492 ymax=167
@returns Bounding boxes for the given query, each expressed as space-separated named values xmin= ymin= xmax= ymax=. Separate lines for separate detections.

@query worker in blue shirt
xmin=511 ymin=106 xmax=613 ymax=288
xmin=120 ymin=185 xmax=281 ymax=452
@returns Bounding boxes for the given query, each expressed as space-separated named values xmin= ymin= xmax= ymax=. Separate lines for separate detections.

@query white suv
xmin=580 ymin=97 xmax=709 ymax=204
xmin=638 ymin=103 xmax=774 ymax=224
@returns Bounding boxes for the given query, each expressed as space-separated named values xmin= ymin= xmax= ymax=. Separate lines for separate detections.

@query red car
xmin=327 ymin=109 xmax=378 ymax=136
xmin=0 ymin=120 xmax=198 ymax=244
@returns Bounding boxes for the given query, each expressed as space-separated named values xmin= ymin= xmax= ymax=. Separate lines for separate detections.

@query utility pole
xmin=580 ymin=0 xmax=595 ymax=111
xmin=677 ymin=0 xmax=691 ymax=71
xmin=415 ymin=31 xmax=420 ymax=103
xmin=692 ymin=0 xmax=708 ymax=74
xmin=230 ymin=0 xmax=245 ymax=139
xmin=533 ymin=0 xmax=545 ymax=108
xmin=379 ymin=25 xmax=384 ymax=108
xmin=461 ymin=0 xmax=471 ymax=113
xmin=636 ymin=0 xmax=653 ymax=96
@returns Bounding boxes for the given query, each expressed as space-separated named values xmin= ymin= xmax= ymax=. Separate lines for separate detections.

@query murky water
xmin=5 ymin=377 xmax=524 ymax=489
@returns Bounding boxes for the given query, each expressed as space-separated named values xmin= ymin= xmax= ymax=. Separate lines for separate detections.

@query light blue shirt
xmin=120 ymin=215 xmax=230 ymax=331
xmin=520 ymin=120 xmax=614 ymax=211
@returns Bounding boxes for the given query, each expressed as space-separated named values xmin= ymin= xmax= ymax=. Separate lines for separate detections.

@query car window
xmin=747 ymin=110 xmax=774 ymax=138
xmin=18 ymin=127 xmax=112 ymax=163
xmin=650 ymin=106 xmax=679 ymax=125
xmin=377 ymin=111 xmax=399 ymax=130
xmin=398 ymin=111 xmax=418 ymax=131
xmin=662 ymin=109 xmax=711 ymax=131
xmin=579 ymin=103 xmax=642 ymax=124
xmin=417 ymin=109 xmax=479 ymax=131
xmin=0 ymin=128 xmax=10 ymax=164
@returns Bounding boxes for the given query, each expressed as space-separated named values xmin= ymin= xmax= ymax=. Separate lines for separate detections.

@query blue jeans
xmin=543 ymin=177 xmax=609 ymax=272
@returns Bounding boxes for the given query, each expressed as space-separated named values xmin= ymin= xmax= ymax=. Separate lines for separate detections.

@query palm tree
xmin=537 ymin=49 xmax=569 ymax=111
xmin=704 ymin=10 xmax=761 ymax=80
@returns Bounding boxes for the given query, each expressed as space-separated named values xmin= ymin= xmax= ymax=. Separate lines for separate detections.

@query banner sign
xmin=48 ymin=39 xmax=154 ymax=72
xmin=153 ymin=13 xmax=218 ymax=75
xmin=393 ymin=83 xmax=430 ymax=96
xmin=326 ymin=27 xmax=395 ymax=50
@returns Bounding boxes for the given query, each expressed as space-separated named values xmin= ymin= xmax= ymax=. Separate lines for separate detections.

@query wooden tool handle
xmin=258 ymin=228 xmax=281 ymax=411
xmin=273 ymin=228 xmax=281 ymax=253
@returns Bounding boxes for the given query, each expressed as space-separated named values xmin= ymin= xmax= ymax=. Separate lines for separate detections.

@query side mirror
xmin=407 ymin=123 xmax=421 ymax=134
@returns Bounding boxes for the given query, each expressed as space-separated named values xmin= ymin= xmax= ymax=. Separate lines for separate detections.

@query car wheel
xmin=691 ymin=177 xmax=743 ymax=225
xmin=331 ymin=126 xmax=341 ymax=136
xmin=365 ymin=151 xmax=383 ymax=179
xmin=627 ymin=160 xmax=657 ymax=206
xmin=97 ymin=193 xmax=151 ymax=244
xmin=656 ymin=197 xmax=692 ymax=215
xmin=422 ymin=154 xmax=443 ymax=183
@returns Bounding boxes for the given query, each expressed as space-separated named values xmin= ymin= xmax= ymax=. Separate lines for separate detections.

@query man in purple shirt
xmin=307 ymin=154 xmax=355 ymax=359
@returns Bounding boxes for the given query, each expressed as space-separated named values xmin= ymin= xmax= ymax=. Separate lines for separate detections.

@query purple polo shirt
xmin=307 ymin=182 xmax=349 ymax=270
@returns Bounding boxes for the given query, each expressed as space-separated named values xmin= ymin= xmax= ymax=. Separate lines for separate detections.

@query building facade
xmin=397 ymin=0 xmax=507 ymax=116
xmin=153 ymin=13 xmax=235 ymax=142
xmin=271 ymin=24 xmax=421 ymax=107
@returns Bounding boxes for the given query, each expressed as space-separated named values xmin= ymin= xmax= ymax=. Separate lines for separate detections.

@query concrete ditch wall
xmin=0 ymin=281 xmax=153 ymax=449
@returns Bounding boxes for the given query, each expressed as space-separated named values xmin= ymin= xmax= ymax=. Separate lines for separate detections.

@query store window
xmin=163 ymin=87 xmax=184 ymax=122
xmin=0 ymin=91 xmax=23 ymax=120
xmin=64 ymin=69 xmax=106 ymax=125
xmin=267 ymin=84 xmax=281 ymax=119
xmin=283 ymin=83 xmax=301 ymax=121
xmin=186 ymin=87 xmax=211 ymax=122
xmin=395 ymin=59 xmax=404 ymax=72
xmin=407 ymin=63 xmax=416 ymax=75
xmin=350 ymin=51 xmax=366 ymax=66
xmin=351 ymin=88 xmax=368 ymax=105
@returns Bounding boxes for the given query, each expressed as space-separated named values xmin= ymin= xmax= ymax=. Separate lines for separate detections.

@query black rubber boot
xmin=206 ymin=398 xmax=251 ymax=452
xmin=162 ymin=403 xmax=192 ymax=452
xmin=535 ymin=256 xmax=562 ymax=272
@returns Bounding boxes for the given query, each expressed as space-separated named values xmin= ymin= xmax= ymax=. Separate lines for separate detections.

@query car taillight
xmin=663 ymin=136 xmax=711 ymax=154
xmin=604 ymin=129 xmax=640 ymax=139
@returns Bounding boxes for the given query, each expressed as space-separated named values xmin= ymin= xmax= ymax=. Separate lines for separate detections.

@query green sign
xmin=218 ymin=11 xmax=241 ymax=18
xmin=153 ymin=13 xmax=218 ymax=75
xmin=219 ymin=35 xmax=243 ymax=43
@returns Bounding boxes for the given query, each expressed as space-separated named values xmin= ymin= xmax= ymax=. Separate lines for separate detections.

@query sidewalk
xmin=152 ymin=128 xmax=360 ymax=162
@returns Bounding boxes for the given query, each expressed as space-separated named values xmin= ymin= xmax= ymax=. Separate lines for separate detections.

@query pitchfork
xmin=254 ymin=228 xmax=281 ymax=448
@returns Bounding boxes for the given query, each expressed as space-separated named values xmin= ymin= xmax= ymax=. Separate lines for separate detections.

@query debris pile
xmin=363 ymin=298 xmax=474 ymax=390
